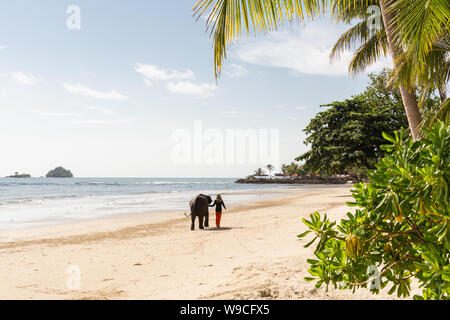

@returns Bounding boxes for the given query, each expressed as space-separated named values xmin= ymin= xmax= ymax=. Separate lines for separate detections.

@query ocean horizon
xmin=0 ymin=177 xmax=303 ymax=230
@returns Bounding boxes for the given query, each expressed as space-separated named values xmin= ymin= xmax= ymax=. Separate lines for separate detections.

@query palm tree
xmin=266 ymin=164 xmax=274 ymax=179
xmin=329 ymin=1 xmax=422 ymax=138
xmin=377 ymin=0 xmax=422 ymax=140
xmin=254 ymin=168 xmax=265 ymax=177
xmin=281 ymin=163 xmax=289 ymax=175
xmin=192 ymin=0 xmax=449 ymax=140
xmin=330 ymin=0 xmax=448 ymax=133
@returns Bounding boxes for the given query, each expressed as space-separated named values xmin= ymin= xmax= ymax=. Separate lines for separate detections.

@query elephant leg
xmin=191 ymin=215 xmax=195 ymax=230
xmin=199 ymin=215 xmax=204 ymax=229
xmin=204 ymin=211 xmax=209 ymax=227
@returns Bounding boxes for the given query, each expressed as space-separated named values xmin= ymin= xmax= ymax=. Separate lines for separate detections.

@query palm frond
xmin=420 ymin=98 xmax=450 ymax=129
xmin=330 ymin=0 xmax=378 ymax=24
xmin=193 ymin=0 xmax=329 ymax=78
xmin=389 ymin=0 xmax=450 ymax=77
xmin=330 ymin=20 xmax=371 ymax=62
xmin=389 ymin=44 xmax=449 ymax=101
xmin=348 ymin=29 xmax=388 ymax=76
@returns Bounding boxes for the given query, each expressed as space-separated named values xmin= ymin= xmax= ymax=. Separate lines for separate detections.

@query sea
xmin=0 ymin=177 xmax=303 ymax=230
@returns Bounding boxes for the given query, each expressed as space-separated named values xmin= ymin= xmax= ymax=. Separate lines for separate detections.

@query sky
xmin=0 ymin=0 xmax=391 ymax=178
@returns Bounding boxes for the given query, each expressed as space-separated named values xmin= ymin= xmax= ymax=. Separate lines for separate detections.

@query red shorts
xmin=215 ymin=211 xmax=222 ymax=227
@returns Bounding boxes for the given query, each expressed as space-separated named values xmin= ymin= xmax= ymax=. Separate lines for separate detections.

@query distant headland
xmin=235 ymin=165 xmax=352 ymax=185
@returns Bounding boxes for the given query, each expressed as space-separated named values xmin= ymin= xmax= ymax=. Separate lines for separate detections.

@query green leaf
xmin=442 ymin=266 xmax=450 ymax=282
xmin=297 ymin=230 xmax=312 ymax=238
xmin=382 ymin=132 xmax=396 ymax=144
xmin=304 ymin=236 xmax=318 ymax=248
xmin=307 ymin=259 xmax=320 ymax=265
xmin=431 ymin=155 xmax=440 ymax=163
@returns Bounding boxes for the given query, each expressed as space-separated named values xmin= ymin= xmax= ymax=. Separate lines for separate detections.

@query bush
xmin=298 ymin=121 xmax=449 ymax=299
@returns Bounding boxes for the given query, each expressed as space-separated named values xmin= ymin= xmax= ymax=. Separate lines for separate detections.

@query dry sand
xmin=0 ymin=185 xmax=419 ymax=299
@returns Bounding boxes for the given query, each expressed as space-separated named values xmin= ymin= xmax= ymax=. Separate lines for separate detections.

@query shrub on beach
xmin=298 ymin=121 xmax=449 ymax=300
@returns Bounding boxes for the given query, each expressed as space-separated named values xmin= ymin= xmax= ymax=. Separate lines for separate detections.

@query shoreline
xmin=235 ymin=178 xmax=349 ymax=185
xmin=0 ymin=179 xmax=308 ymax=231
xmin=0 ymin=186 xmax=313 ymax=241
xmin=0 ymin=185 xmax=420 ymax=299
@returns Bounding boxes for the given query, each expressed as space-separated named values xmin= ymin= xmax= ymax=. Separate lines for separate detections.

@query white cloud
xmin=63 ymin=83 xmax=128 ymax=100
xmin=32 ymin=109 xmax=84 ymax=118
xmin=75 ymin=118 xmax=136 ymax=125
xmin=166 ymin=81 xmax=217 ymax=98
xmin=136 ymin=63 xmax=217 ymax=98
xmin=135 ymin=63 xmax=194 ymax=84
xmin=235 ymin=21 xmax=392 ymax=76
xmin=0 ymin=46 xmax=5 ymax=51
xmin=83 ymin=106 xmax=115 ymax=114
xmin=221 ymin=110 xmax=249 ymax=115
xmin=11 ymin=72 xmax=38 ymax=85
xmin=224 ymin=64 xmax=248 ymax=78
xmin=0 ymin=89 xmax=6 ymax=96
xmin=296 ymin=105 xmax=308 ymax=111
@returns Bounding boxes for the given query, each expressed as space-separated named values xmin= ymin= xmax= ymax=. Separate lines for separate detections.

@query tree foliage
xmin=281 ymin=162 xmax=306 ymax=176
xmin=296 ymin=69 xmax=409 ymax=176
xmin=298 ymin=121 xmax=450 ymax=299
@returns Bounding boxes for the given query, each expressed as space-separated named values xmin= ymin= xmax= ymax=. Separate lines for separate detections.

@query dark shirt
xmin=210 ymin=200 xmax=226 ymax=212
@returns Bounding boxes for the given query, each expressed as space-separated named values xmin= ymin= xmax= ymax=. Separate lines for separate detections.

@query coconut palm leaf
xmin=389 ymin=0 xmax=450 ymax=73
xmin=330 ymin=21 xmax=370 ymax=62
xmin=348 ymin=29 xmax=388 ymax=76
xmin=420 ymin=98 xmax=450 ymax=129
xmin=193 ymin=0 xmax=331 ymax=78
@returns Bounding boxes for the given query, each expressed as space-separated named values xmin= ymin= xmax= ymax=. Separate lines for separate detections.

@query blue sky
xmin=0 ymin=1 xmax=390 ymax=178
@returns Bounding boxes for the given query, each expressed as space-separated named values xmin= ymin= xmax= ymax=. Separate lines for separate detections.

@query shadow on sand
xmin=203 ymin=227 xmax=234 ymax=231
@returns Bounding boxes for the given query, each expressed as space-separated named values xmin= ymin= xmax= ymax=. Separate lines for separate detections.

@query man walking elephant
xmin=188 ymin=194 xmax=212 ymax=230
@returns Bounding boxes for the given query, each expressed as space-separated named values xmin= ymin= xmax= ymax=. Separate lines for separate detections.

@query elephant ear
xmin=207 ymin=196 xmax=212 ymax=203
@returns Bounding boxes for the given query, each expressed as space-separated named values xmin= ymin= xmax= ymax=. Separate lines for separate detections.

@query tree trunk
xmin=438 ymin=87 xmax=447 ymax=103
xmin=379 ymin=0 xmax=422 ymax=141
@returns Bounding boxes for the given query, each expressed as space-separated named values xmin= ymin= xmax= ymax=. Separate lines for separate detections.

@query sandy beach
xmin=0 ymin=185 xmax=419 ymax=300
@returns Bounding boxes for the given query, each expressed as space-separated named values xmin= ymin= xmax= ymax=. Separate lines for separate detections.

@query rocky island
xmin=45 ymin=167 xmax=74 ymax=178
xmin=6 ymin=172 xmax=31 ymax=178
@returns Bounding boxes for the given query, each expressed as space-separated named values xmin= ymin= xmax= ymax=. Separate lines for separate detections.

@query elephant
xmin=189 ymin=194 xmax=212 ymax=230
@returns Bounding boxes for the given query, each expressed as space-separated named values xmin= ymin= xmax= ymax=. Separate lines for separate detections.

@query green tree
xmin=254 ymin=168 xmax=265 ymax=177
xmin=296 ymin=69 xmax=410 ymax=176
xmin=281 ymin=164 xmax=289 ymax=175
xmin=281 ymin=162 xmax=305 ymax=176
xmin=298 ymin=121 xmax=449 ymax=299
